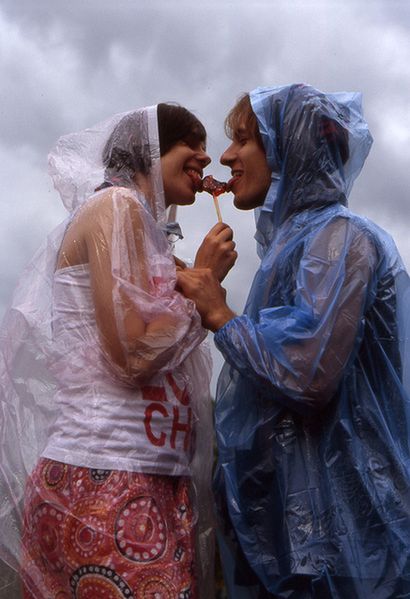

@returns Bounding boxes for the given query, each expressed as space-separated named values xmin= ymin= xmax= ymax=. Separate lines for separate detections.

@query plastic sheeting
xmin=0 ymin=106 xmax=214 ymax=597
xmin=214 ymin=84 xmax=410 ymax=597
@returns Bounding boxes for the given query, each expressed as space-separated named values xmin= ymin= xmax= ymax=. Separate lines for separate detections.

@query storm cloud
xmin=1 ymin=0 xmax=410 ymax=387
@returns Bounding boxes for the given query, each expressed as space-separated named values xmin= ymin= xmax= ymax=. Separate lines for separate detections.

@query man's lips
xmin=227 ymin=174 xmax=242 ymax=190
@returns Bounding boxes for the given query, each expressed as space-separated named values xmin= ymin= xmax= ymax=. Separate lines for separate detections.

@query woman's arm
xmin=193 ymin=222 xmax=237 ymax=282
xmin=83 ymin=188 xmax=206 ymax=384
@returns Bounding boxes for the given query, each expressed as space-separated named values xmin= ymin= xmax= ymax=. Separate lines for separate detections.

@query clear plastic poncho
xmin=0 ymin=105 xmax=214 ymax=597
xmin=214 ymin=84 xmax=410 ymax=598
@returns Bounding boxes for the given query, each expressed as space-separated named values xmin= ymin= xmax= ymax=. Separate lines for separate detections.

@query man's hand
xmin=174 ymin=256 xmax=187 ymax=272
xmin=194 ymin=223 xmax=237 ymax=282
xmin=177 ymin=268 xmax=236 ymax=331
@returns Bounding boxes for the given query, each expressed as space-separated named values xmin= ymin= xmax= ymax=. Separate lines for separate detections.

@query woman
xmin=0 ymin=103 xmax=236 ymax=598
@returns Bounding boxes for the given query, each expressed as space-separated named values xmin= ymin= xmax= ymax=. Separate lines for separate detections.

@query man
xmin=177 ymin=84 xmax=410 ymax=598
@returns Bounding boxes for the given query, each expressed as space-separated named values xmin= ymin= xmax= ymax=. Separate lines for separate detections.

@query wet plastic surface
xmin=214 ymin=84 xmax=410 ymax=597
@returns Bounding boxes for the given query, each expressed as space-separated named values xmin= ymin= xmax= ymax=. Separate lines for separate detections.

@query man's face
xmin=220 ymin=120 xmax=272 ymax=211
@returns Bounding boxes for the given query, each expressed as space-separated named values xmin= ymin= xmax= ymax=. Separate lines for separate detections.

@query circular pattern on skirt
xmin=48 ymin=579 xmax=72 ymax=599
xmin=43 ymin=461 xmax=67 ymax=489
xmin=70 ymin=565 xmax=133 ymax=598
xmin=63 ymin=498 xmax=110 ymax=566
xmin=32 ymin=503 xmax=65 ymax=572
xmin=136 ymin=572 xmax=177 ymax=599
xmin=115 ymin=496 xmax=167 ymax=563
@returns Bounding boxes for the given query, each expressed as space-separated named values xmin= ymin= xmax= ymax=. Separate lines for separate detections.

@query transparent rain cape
xmin=0 ymin=106 xmax=214 ymax=597
xmin=214 ymin=85 xmax=410 ymax=598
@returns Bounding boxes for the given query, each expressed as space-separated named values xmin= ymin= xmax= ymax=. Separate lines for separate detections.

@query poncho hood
xmin=47 ymin=105 xmax=167 ymax=226
xmin=250 ymin=84 xmax=373 ymax=256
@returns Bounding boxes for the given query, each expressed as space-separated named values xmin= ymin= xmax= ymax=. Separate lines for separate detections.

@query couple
xmin=1 ymin=84 xmax=410 ymax=599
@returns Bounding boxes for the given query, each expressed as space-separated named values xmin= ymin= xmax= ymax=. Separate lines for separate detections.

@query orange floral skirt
xmin=21 ymin=458 xmax=197 ymax=598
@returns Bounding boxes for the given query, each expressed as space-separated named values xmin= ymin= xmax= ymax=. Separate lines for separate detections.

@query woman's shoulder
xmin=73 ymin=186 xmax=150 ymax=231
xmin=82 ymin=186 xmax=145 ymax=212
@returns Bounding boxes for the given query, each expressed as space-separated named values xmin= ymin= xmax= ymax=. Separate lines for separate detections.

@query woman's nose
xmin=198 ymin=149 xmax=211 ymax=168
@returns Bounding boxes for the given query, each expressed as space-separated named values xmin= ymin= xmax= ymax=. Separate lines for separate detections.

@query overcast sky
xmin=1 ymin=0 xmax=410 ymax=389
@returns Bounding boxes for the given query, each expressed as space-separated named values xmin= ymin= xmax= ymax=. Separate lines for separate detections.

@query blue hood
xmin=250 ymin=84 xmax=373 ymax=256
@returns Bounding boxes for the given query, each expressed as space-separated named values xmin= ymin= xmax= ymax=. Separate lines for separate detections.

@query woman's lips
xmin=185 ymin=169 xmax=202 ymax=192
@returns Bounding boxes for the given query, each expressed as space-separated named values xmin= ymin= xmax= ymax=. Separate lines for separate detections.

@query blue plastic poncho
xmin=214 ymin=84 xmax=410 ymax=598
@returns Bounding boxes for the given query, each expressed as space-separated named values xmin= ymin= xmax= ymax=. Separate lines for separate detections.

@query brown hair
xmin=157 ymin=103 xmax=207 ymax=156
xmin=224 ymin=94 xmax=264 ymax=150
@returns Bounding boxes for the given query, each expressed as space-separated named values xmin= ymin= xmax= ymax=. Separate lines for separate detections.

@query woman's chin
xmin=165 ymin=195 xmax=195 ymax=208
xmin=176 ymin=194 xmax=196 ymax=206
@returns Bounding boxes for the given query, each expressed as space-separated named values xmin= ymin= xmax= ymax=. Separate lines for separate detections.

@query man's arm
xmin=178 ymin=217 xmax=378 ymax=413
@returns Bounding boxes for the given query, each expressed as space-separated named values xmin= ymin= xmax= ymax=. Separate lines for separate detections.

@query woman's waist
xmin=50 ymin=377 xmax=195 ymax=455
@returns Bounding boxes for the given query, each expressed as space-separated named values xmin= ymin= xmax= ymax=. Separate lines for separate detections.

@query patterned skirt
xmin=21 ymin=458 xmax=197 ymax=598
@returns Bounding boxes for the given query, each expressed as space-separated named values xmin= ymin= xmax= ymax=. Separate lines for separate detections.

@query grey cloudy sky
xmin=1 ymin=0 xmax=410 ymax=388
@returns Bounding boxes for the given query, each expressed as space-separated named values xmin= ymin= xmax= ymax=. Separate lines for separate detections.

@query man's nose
xmin=220 ymin=143 xmax=235 ymax=166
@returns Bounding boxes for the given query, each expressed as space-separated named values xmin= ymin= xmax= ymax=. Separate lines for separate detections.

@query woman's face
xmin=161 ymin=139 xmax=211 ymax=207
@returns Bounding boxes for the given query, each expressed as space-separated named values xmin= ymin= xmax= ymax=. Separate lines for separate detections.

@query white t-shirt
xmin=42 ymin=264 xmax=200 ymax=476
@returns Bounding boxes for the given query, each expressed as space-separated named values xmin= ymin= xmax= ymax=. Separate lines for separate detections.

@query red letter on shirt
xmin=166 ymin=373 xmax=190 ymax=406
xmin=144 ymin=403 xmax=167 ymax=446
xmin=170 ymin=407 xmax=192 ymax=451
xmin=142 ymin=386 xmax=167 ymax=403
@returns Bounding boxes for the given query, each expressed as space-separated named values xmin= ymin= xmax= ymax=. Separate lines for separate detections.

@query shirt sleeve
xmin=214 ymin=217 xmax=378 ymax=412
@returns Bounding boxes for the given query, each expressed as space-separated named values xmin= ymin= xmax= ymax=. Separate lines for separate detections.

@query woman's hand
xmin=177 ymin=268 xmax=236 ymax=331
xmin=194 ymin=223 xmax=237 ymax=282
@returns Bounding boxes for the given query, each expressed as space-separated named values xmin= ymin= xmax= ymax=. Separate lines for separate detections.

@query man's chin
xmin=233 ymin=194 xmax=255 ymax=211
xmin=234 ymin=191 xmax=266 ymax=211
